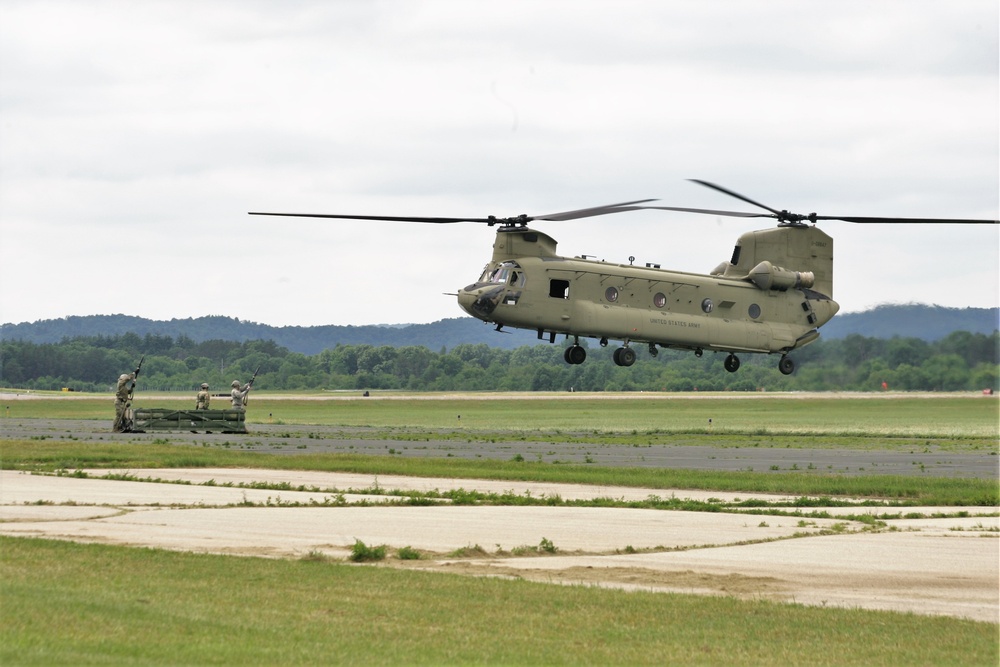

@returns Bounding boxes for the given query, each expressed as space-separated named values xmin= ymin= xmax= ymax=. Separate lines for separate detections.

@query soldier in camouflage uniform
xmin=231 ymin=380 xmax=250 ymax=410
xmin=196 ymin=383 xmax=210 ymax=410
xmin=113 ymin=372 xmax=134 ymax=432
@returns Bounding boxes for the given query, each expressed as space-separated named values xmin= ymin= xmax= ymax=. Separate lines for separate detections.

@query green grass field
xmin=2 ymin=392 xmax=998 ymax=664
xmin=3 ymin=537 xmax=997 ymax=666
xmin=4 ymin=391 xmax=999 ymax=437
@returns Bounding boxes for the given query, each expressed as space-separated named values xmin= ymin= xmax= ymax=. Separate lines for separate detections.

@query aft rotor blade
xmin=817 ymin=215 xmax=999 ymax=225
xmin=669 ymin=181 xmax=1000 ymax=225
xmin=536 ymin=199 xmax=658 ymax=221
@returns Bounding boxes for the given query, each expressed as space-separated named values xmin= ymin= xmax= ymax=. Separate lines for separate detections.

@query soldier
xmin=231 ymin=380 xmax=250 ymax=410
xmin=113 ymin=372 xmax=134 ymax=432
xmin=196 ymin=383 xmax=210 ymax=410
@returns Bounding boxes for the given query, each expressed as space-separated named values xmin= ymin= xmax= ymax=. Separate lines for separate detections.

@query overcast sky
xmin=1 ymin=0 xmax=997 ymax=329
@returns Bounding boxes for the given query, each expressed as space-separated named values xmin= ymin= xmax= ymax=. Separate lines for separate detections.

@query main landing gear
xmin=564 ymin=344 xmax=587 ymax=365
xmin=724 ymin=353 xmax=741 ymax=373
xmin=778 ymin=355 xmax=795 ymax=375
xmin=723 ymin=352 xmax=796 ymax=375
xmin=561 ymin=338 xmax=797 ymax=374
xmin=612 ymin=346 xmax=636 ymax=367
xmin=568 ymin=335 xmax=637 ymax=367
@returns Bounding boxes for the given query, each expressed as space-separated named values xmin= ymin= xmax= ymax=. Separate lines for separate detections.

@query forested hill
xmin=2 ymin=304 xmax=997 ymax=356
xmin=820 ymin=305 xmax=998 ymax=341
xmin=0 ymin=315 xmax=541 ymax=354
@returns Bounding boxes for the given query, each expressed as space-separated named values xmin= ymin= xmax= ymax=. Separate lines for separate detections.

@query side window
xmin=549 ymin=279 xmax=570 ymax=299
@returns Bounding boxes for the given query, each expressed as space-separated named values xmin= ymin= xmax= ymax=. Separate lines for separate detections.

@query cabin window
xmin=549 ymin=279 xmax=570 ymax=299
xmin=605 ymin=287 xmax=619 ymax=303
xmin=701 ymin=298 xmax=714 ymax=313
xmin=653 ymin=293 xmax=666 ymax=308
xmin=748 ymin=303 xmax=761 ymax=319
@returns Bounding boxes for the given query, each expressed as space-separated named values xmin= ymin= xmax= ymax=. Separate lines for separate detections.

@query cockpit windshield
xmin=479 ymin=261 xmax=524 ymax=287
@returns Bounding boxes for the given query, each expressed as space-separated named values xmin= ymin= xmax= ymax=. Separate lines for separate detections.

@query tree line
xmin=1 ymin=330 xmax=997 ymax=394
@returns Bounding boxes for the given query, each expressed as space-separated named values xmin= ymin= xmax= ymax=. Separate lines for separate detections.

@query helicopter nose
xmin=457 ymin=284 xmax=504 ymax=320
xmin=457 ymin=288 xmax=477 ymax=314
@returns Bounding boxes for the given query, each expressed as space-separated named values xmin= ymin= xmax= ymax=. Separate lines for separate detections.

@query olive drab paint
xmin=456 ymin=222 xmax=837 ymax=374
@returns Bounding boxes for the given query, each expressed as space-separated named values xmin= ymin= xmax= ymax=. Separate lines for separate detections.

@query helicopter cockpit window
xmin=483 ymin=261 xmax=523 ymax=286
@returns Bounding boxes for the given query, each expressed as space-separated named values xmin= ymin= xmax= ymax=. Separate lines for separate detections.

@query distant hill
xmin=0 ymin=314 xmax=542 ymax=355
xmin=821 ymin=304 xmax=998 ymax=341
xmin=2 ymin=305 xmax=996 ymax=355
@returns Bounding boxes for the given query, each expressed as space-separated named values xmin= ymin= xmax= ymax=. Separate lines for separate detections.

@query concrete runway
xmin=2 ymin=468 xmax=997 ymax=623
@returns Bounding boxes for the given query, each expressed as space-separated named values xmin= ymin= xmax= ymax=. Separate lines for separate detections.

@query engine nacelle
xmin=748 ymin=261 xmax=815 ymax=291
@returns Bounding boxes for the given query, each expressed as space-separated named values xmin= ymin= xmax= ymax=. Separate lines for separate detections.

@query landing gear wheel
xmin=613 ymin=346 xmax=636 ymax=367
xmin=564 ymin=344 xmax=587 ymax=365
xmin=778 ymin=355 xmax=795 ymax=375
xmin=724 ymin=353 xmax=741 ymax=373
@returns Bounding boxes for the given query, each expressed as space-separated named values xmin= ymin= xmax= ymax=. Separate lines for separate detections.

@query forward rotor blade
xmin=249 ymin=199 xmax=660 ymax=226
xmin=535 ymin=199 xmax=658 ymax=221
xmin=640 ymin=205 xmax=775 ymax=219
xmin=689 ymin=179 xmax=784 ymax=216
xmin=248 ymin=212 xmax=488 ymax=223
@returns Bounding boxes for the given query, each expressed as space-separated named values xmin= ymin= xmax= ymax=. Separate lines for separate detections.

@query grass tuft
xmin=349 ymin=539 xmax=387 ymax=562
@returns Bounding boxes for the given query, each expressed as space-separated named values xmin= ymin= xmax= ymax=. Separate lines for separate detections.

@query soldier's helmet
xmin=201 ymin=383 xmax=209 ymax=389
xmin=232 ymin=380 xmax=241 ymax=388
xmin=119 ymin=374 xmax=130 ymax=381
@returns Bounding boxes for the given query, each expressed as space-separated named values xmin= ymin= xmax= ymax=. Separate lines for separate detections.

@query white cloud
xmin=1 ymin=0 xmax=996 ymax=327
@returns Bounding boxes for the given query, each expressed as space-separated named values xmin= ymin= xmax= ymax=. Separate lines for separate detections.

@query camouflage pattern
xmin=113 ymin=372 xmax=134 ymax=432
xmin=231 ymin=383 xmax=250 ymax=410
xmin=196 ymin=388 xmax=210 ymax=410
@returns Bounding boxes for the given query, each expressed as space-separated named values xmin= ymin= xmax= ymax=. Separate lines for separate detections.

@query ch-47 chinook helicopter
xmin=250 ymin=180 xmax=998 ymax=375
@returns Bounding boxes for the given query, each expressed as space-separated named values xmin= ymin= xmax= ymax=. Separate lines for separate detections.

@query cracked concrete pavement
xmin=1 ymin=468 xmax=996 ymax=623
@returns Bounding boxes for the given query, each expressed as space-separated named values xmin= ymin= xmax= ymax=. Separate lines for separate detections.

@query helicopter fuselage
xmin=457 ymin=225 xmax=839 ymax=371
